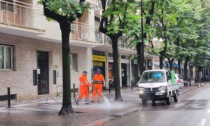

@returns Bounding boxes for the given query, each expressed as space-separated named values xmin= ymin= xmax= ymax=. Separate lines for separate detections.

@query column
xmin=87 ymin=47 xmax=93 ymax=81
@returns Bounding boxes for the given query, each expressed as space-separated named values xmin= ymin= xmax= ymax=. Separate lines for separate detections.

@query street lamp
xmin=141 ymin=0 xmax=143 ymax=47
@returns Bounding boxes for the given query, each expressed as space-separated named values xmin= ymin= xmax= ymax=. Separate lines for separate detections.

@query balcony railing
xmin=95 ymin=30 xmax=136 ymax=50
xmin=95 ymin=30 xmax=111 ymax=45
xmin=71 ymin=22 xmax=96 ymax=42
xmin=71 ymin=22 xmax=136 ymax=51
xmin=0 ymin=0 xmax=45 ymax=31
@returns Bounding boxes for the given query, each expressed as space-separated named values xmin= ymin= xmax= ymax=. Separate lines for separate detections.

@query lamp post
xmin=141 ymin=0 xmax=144 ymax=56
xmin=140 ymin=0 xmax=145 ymax=72
xmin=136 ymin=0 xmax=145 ymax=76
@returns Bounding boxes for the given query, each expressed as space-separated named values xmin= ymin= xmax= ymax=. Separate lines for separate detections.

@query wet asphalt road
xmin=105 ymin=85 xmax=210 ymax=126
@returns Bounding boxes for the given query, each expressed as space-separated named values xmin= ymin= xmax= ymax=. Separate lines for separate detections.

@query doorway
xmin=37 ymin=51 xmax=49 ymax=95
xmin=122 ymin=63 xmax=127 ymax=87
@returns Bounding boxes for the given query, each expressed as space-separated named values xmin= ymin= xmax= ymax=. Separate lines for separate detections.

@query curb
xmin=179 ymin=87 xmax=198 ymax=95
xmin=85 ymin=107 xmax=140 ymax=126
xmin=110 ymin=107 xmax=140 ymax=117
xmin=180 ymin=84 xmax=206 ymax=95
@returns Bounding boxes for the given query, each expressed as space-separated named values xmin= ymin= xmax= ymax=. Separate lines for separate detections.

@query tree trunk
xmin=159 ymin=55 xmax=164 ymax=69
xmin=59 ymin=22 xmax=74 ymax=115
xmin=136 ymin=0 xmax=155 ymax=76
xmin=198 ymin=66 xmax=201 ymax=83
xmin=136 ymin=42 xmax=145 ymax=76
xmin=195 ymin=67 xmax=198 ymax=83
xmin=112 ymin=37 xmax=123 ymax=101
xmin=184 ymin=57 xmax=189 ymax=80
xmin=176 ymin=36 xmax=181 ymax=74
xmin=169 ymin=60 xmax=173 ymax=70
xmin=178 ymin=60 xmax=181 ymax=75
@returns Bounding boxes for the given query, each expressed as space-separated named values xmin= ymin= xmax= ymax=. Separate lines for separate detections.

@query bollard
xmin=189 ymin=78 xmax=191 ymax=86
xmin=131 ymin=80 xmax=134 ymax=90
xmin=73 ymin=83 xmax=76 ymax=99
xmin=7 ymin=87 xmax=11 ymax=108
xmin=109 ymin=82 xmax=111 ymax=93
xmin=131 ymin=83 xmax=133 ymax=90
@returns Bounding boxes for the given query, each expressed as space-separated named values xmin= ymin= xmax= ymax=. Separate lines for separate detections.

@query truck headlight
xmin=139 ymin=88 xmax=144 ymax=94
xmin=159 ymin=86 xmax=167 ymax=92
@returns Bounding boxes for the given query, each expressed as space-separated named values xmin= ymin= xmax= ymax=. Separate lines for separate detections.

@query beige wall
xmin=0 ymin=33 xmax=91 ymax=100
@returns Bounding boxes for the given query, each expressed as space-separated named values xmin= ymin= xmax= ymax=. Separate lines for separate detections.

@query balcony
xmin=87 ymin=0 xmax=99 ymax=5
xmin=0 ymin=0 xmax=45 ymax=32
xmin=118 ymin=37 xmax=136 ymax=51
xmin=95 ymin=31 xmax=135 ymax=50
xmin=70 ymin=22 xmax=136 ymax=53
xmin=70 ymin=22 xmax=98 ymax=47
xmin=75 ymin=0 xmax=99 ymax=6
xmin=95 ymin=30 xmax=111 ymax=45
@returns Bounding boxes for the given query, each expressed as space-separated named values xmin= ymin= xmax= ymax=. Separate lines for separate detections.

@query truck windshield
xmin=140 ymin=71 xmax=166 ymax=83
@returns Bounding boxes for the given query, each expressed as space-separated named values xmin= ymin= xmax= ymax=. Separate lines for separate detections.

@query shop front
xmin=108 ymin=55 xmax=130 ymax=87
xmin=92 ymin=54 xmax=106 ymax=77
xmin=131 ymin=59 xmax=139 ymax=86
xmin=108 ymin=62 xmax=128 ymax=87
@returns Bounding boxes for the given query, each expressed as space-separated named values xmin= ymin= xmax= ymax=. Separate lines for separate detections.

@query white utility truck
xmin=138 ymin=69 xmax=179 ymax=106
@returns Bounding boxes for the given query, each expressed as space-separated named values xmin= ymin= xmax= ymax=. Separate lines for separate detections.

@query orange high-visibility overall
xmin=77 ymin=75 xmax=91 ymax=100
xmin=91 ymin=74 xmax=105 ymax=102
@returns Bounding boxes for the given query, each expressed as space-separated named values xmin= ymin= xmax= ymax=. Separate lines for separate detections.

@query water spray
xmin=97 ymin=90 xmax=112 ymax=107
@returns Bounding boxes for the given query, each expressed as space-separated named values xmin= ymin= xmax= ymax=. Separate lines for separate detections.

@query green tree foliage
xmin=99 ymin=0 xmax=139 ymax=101
xmin=40 ymin=0 xmax=89 ymax=19
xmin=127 ymin=0 xmax=210 ymax=81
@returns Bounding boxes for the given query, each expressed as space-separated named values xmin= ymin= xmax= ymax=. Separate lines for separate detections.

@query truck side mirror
xmin=167 ymin=75 xmax=171 ymax=81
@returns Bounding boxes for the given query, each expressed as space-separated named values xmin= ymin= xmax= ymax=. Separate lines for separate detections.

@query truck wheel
xmin=166 ymin=94 xmax=172 ymax=105
xmin=142 ymin=99 xmax=147 ymax=106
xmin=173 ymin=93 xmax=178 ymax=103
xmin=152 ymin=100 xmax=156 ymax=106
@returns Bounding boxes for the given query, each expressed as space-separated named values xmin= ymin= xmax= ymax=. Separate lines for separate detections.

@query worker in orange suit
xmin=75 ymin=71 xmax=92 ymax=105
xmin=91 ymin=69 xmax=105 ymax=103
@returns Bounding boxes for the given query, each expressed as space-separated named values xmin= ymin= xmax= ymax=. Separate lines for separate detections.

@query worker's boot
xmin=75 ymin=99 xmax=80 ymax=105
xmin=85 ymin=99 xmax=90 ymax=104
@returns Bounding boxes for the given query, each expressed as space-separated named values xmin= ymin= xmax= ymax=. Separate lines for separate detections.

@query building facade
xmin=0 ymin=0 xmax=156 ymax=100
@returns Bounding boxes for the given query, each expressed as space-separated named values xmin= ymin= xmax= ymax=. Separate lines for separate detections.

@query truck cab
xmin=137 ymin=69 xmax=179 ymax=106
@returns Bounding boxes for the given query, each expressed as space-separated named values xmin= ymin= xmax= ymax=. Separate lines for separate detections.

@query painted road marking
xmin=207 ymin=109 xmax=210 ymax=113
xmin=197 ymin=119 xmax=206 ymax=126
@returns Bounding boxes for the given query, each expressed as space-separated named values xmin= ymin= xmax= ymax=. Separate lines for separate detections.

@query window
xmin=121 ymin=55 xmax=126 ymax=59
xmin=140 ymin=71 xmax=166 ymax=83
xmin=0 ymin=45 xmax=13 ymax=70
xmin=92 ymin=50 xmax=105 ymax=56
xmin=70 ymin=53 xmax=77 ymax=71
xmin=1 ymin=0 xmax=14 ymax=12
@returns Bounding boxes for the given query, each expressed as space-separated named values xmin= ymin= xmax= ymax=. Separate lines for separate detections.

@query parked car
xmin=183 ymin=80 xmax=188 ymax=86
xmin=201 ymin=75 xmax=210 ymax=82
xmin=175 ymin=74 xmax=184 ymax=88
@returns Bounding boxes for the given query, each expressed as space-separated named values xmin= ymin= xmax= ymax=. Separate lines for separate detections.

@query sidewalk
xmin=0 ymin=82 xmax=207 ymax=126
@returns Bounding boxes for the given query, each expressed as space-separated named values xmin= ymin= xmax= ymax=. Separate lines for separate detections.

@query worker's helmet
xmin=97 ymin=69 xmax=101 ymax=73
